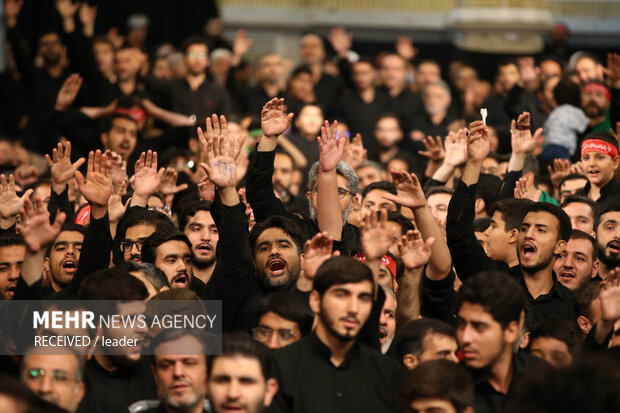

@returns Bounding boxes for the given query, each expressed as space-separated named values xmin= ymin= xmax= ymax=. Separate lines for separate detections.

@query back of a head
xmin=456 ymin=271 xmax=526 ymax=328
xmin=207 ymin=333 xmax=271 ymax=379
xmin=476 ymin=174 xmax=502 ymax=215
xmin=258 ymin=292 xmax=314 ymax=336
xmin=553 ymin=78 xmax=581 ymax=107
xmin=150 ymin=288 xmax=200 ymax=301
xmin=398 ymin=359 xmax=474 ymax=413
xmin=117 ymin=261 xmax=171 ymax=290
xmin=313 ymin=256 xmax=374 ymax=296
xmin=77 ymin=267 xmax=148 ymax=300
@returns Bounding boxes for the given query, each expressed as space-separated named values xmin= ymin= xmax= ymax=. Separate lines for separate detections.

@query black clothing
xmin=77 ymin=377 xmax=128 ymax=413
xmin=84 ymin=357 xmax=158 ymax=410
xmin=467 ymin=353 xmax=543 ymax=413
xmin=420 ymin=269 xmax=457 ymax=325
xmin=380 ymin=86 xmax=423 ymax=133
xmin=246 ymin=150 xmax=361 ymax=255
xmin=578 ymin=178 xmax=620 ymax=208
xmin=314 ymin=72 xmax=343 ymax=119
xmin=236 ymin=85 xmax=288 ymax=117
xmin=270 ymin=333 xmax=403 ymax=413
xmin=407 ymin=110 xmax=456 ymax=142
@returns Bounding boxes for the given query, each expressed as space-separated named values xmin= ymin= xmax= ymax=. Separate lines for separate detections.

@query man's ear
xmin=351 ymin=194 xmax=359 ymax=207
xmin=591 ymin=260 xmax=600 ymax=278
xmin=554 ymin=239 xmax=567 ymax=256
xmin=577 ymin=315 xmax=593 ymax=335
xmin=306 ymin=191 xmax=310 ymax=201
xmin=263 ymin=378 xmax=279 ymax=407
xmin=474 ymin=198 xmax=486 ymax=215
xmin=43 ymin=257 xmax=50 ymax=273
xmin=309 ymin=290 xmax=320 ymax=315
xmin=503 ymin=320 xmax=521 ymax=345
xmin=508 ymin=228 xmax=519 ymax=244
xmin=402 ymin=354 xmax=419 ymax=370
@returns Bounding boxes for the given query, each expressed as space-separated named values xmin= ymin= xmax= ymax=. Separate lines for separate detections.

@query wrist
xmin=52 ymin=182 xmax=67 ymax=195
xmin=90 ymin=204 xmax=107 ymax=220
xmin=130 ymin=194 xmax=149 ymax=207
xmin=257 ymin=135 xmax=277 ymax=152
xmin=0 ymin=216 xmax=16 ymax=230
xmin=218 ymin=186 xmax=240 ymax=206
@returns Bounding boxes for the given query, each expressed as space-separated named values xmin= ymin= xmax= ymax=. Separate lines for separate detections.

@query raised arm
xmin=130 ymin=151 xmax=165 ymax=207
xmin=46 ymin=141 xmax=85 ymax=221
xmin=0 ymin=174 xmax=32 ymax=230
xmin=427 ymin=129 xmax=468 ymax=186
xmin=317 ymin=120 xmax=346 ymax=240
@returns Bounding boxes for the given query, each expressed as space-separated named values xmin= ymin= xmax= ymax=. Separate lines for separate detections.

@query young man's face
xmin=311 ymin=280 xmax=374 ymax=342
xmin=481 ymin=157 xmax=500 ymax=176
xmin=123 ymin=223 xmax=157 ymax=262
xmin=353 ymin=61 xmax=375 ymax=90
xmin=255 ymin=311 xmax=301 ymax=350
xmin=375 ymin=117 xmax=403 ymax=149
xmin=45 ymin=231 xmax=84 ymax=290
xmin=517 ymin=211 xmax=566 ymax=274
xmin=253 ymin=228 xmax=301 ymax=289
xmin=484 ymin=211 xmax=515 ymax=263
xmin=294 ymin=106 xmax=323 ymax=137
xmin=94 ymin=41 xmax=115 ymax=74
xmin=529 ymin=336 xmax=573 ymax=369
xmin=360 ymin=189 xmax=397 ymax=218
xmin=457 ymin=302 xmax=513 ymax=370
xmin=152 ymin=335 xmax=207 ymax=412
xmin=273 ymin=153 xmax=294 ymax=195
xmin=427 ymin=193 xmax=452 ymax=226
xmin=379 ymin=290 xmax=396 ymax=352
xmin=0 ymin=244 xmax=25 ymax=300
xmin=575 ymin=57 xmax=603 ymax=84
xmin=183 ymin=210 xmax=218 ymax=269
xmin=22 ymin=354 xmax=84 ymax=413
xmin=208 ymin=356 xmax=277 ymax=413
xmin=559 ymin=178 xmax=588 ymax=202
xmin=419 ymin=332 xmax=459 ymax=365
xmin=101 ymin=117 xmax=138 ymax=161
xmin=581 ymin=150 xmax=618 ymax=187
xmin=184 ymin=44 xmax=209 ymax=76
xmin=554 ymin=237 xmax=597 ymax=291
xmin=562 ymin=202 xmax=595 ymax=234
xmin=596 ymin=210 xmax=620 ymax=269
xmin=155 ymin=240 xmax=193 ymax=288
xmin=356 ymin=166 xmax=382 ymax=190
xmin=498 ymin=63 xmax=520 ymax=92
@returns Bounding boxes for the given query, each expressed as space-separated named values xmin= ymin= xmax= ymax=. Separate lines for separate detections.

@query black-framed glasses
xmin=312 ymin=186 xmax=355 ymax=200
xmin=26 ymin=368 xmax=71 ymax=382
xmin=252 ymin=326 xmax=298 ymax=343
xmin=121 ymin=238 xmax=148 ymax=253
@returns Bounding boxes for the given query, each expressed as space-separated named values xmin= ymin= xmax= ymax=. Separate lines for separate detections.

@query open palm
xmin=261 ymin=98 xmax=293 ymax=137
xmin=75 ymin=150 xmax=113 ymax=207
xmin=318 ymin=120 xmax=344 ymax=172
xmin=399 ymin=230 xmax=434 ymax=270
xmin=0 ymin=174 xmax=32 ymax=219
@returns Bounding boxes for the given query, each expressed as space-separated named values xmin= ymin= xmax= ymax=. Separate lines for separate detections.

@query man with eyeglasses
xmin=115 ymin=209 xmax=176 ymax=264
xmin=247 ymin=98 xmax=361 ymax=255
xmin=252 ymin=292 xmax=314 ymax=350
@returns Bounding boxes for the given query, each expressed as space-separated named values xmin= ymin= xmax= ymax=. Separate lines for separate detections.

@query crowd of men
xmin=0 ymin=1 xmax=619 ymax=412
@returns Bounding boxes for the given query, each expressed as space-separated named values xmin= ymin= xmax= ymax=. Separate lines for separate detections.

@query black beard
xmin=192 ymin=254 xmax=216 ymax=269
xmin=255 ymin=266 xmax=299 ymax=290
xmin=518 ymin=250 xmax=555 ymax=275
xmin=598 ymin=247 xmax=620 ymax=270
xmin=319 ymin=307 xmax=357 ymax=342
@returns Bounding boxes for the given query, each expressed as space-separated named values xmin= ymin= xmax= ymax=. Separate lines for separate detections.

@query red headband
xmin=75 ymin=204 xmax=91 ymax=226
xmin=115 ymin=107 xmax=147 ymax=124
xmin=581 ymin=139 xmax=618 ymax=157
xmin=353 ymin=252 xmax=397 ymax=279
xmin=583 ymin=83 xmax=611 ymax=101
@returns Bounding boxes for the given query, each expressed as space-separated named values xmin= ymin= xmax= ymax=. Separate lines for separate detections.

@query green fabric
xmin=538 ymin=190 xmax=559 ymax=205
xmin=591 ymin=108 xmax=611 ymax=133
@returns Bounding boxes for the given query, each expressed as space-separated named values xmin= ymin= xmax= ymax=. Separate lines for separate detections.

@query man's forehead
xmin=326 ymin=280 xmax=373 ymax=294
xmin=158 ymin=240 xmax=191 ymax=254
xmin=257 ymin=227 xmax=295 ymax=244
xmin=0 ymin=244 xmax=25 ymax=258
xmin=566 ymin=238 xmax=593 ymax=254
xmin=55 ymin=230 xmax=84 ymax=243
xmin=598 ymin=211 xmax=620 ymax=226
xmin=523 ymin=210 xmax=556 ymax=224
xmin=427 ymin=192 xmax=451 ymax=204
xmin=189 ymin=210 xmax=214 ymax=224
xmin=458 ymin=302 xmax=495 ymax=322
xmin=25 ymin=353 xmax=77 ymax=369
xmin=211 ymin=355 xmax=263 ymax=377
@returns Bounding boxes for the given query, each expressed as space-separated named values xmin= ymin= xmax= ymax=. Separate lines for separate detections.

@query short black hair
xmin=573 ymin=281 xmax=601 ymax=320
xmin=313 ymin=256 xmax=374 ymax=296
xmin=249 ymin=215 xmax=304 ymax=254
xmin=456 ymin=271 xmax=526 ymax=328
xmin=425 ymin=186 xmax=455 ymax=199
xmin=398 ymin=359 xmax=474 ymax=413
xmin=116 ymin=261 xmax=170 ymax=289
xmin=375 ymin=112 xmax=404 ymax=133
xmin=473 ymin=217 xmax=492 ymax=233
xmin=361 ymin=180 xmax=397 ymax=200
xmin=523 ymin=202 xmax=572 ymax=242
xmin=207 ymin=333 xmax=272 ymax=379
xmin=388 ymin=318 xmax=456 ymax=363
xmin=290 ymin=64 xmax=312 ymax=79
xmin=114 ymin=208 xmax=176 ymax=264
xmin=553 ymin=78 xmax=581 ymax=107
xmin=0 ymin=232 xmax=24 ymax=248
xmin=181 ymin=35 xmax=209 ymax=54
xmin=177 ymin=200 xmax=213 ymax=232
xmin=490 ymin=198 xmax=535 ymax=231
xmin=101 ymin=114 xmax=138 ymax=134
xmin=141 ymin=230 xmax=192 ymax=264
xmin=582 ymin=131 xmax=619 ymax=152
xmin=567 ymin=229 xmax=598 ymax=261
xmin=477 ymin=174 xmax=502 ymax=216
xmin=77 ymin=267 xmax=148 ymax=300
xmin=561 ymin=194 xmax=599 ymax=226
xmin=257 ymin=292 xmax=314 ymax=336
xmin=387 ymin=211 xmax=415 ymax=234
xmin=527 ymin=318 xmax=582 ymax=358
xmin=559 ymin=173 xmax=588 ymax=192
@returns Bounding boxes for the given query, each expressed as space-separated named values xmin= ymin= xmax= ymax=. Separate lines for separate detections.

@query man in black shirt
xmin=141 ymin=231 xmax=195 ymax=291
xmin=0 ymin=232 xmax=25 ymax=300
xmin=270 ymin=256 xmax=403 ymax=413
xmin=456 ymin=271 xmax=539 ymax=413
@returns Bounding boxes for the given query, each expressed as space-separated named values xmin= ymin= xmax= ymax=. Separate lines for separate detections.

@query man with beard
xmin=147 ymin=330 xmax=211 ymax=413
xmin=178 ymin=201 xmax=218 ymax=284
xmin=207 ymin=333 xmax=279 ymax=413
xmin=247 ymin=98 xmax=361 ymax=255
xmin=594 ymin=205 xmax=620 ymax=280
xmin=270 ymin=256 xmax=403 ymax=413
xmin=575 ymin=82 xmax=615 ymax=162
xmin=198 ymin=114 xmax=305 ymax=332
xmin=141 ymin=231 xmax=200 ymax=293
xmin=115 ymin=209 xmax=177 ymax=264
xmin=553 ymin=230 xmax=598 ymax=291
xmin=0 ymin=233 xmax=25 ymax=300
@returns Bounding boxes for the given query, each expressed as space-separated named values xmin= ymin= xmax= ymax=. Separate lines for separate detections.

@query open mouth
xmin=522 ymin=243 xmax=536 ymax=259
xmin=379 ymin=327 xmax=388 ymax=341
xmin=608 ymin=240 xmax=620 ymax=255
xmin=61 ymin=259 xmax=78 ymax=274
xmin=559 ymin=270 xmax=576 ymax=280
xmin=172 ymin=274 xmax=188 ymax=288
xmin=196 ymin=243 xmax=212 ymax=255
xmin=5 ymin=285 xmax=15 ymax=298
xmin=268 ymin=259 xmax=286 ymax=276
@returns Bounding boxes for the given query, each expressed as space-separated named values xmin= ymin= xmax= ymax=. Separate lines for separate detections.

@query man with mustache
xmin=141 ymin=231 xmax=199 ymax=292
xmin=178 ymin=201 xmax=219 ymax=285
xmin=595 ymin=205 xmax=620 ymax=280
xmin=270 ymin=256 xmax=403 ymax=413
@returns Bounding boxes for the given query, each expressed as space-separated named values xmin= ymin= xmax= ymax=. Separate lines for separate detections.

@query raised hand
xmin=199 ymin=114 xmax=245 ymax=188
xmin=104 ymin=150 xmax=128 ymax=191
xmin=158 ymin=168 xmax=189 ymax=195
xmin=418 ymin=135 xmax=445 ymax=163
xmin=361 ymin=209 xmax=396 ymax=261
xmin=443 ymin=129 xmax=469 ymax=167
xmin=198 ymin=175 xmax=216 ymax=202
xmin=467 ymin=120 xmax=490 ymax=163
xmin=55 ymin=74 xmax=83 ymax=111
xmin=547 ymin=158 xmax=572 ymax=189
xmin=132 ymin=150 xmax=165 ymax=202
xmin=318 ymin=120 xmax=345 ymax=173
xmin=46 ymin=141 xmax=85 ymax=193
xmin=603 ymin=53 xmax=620 ymax=87
xmin=514 ymin=175 xmax=541 ymax=202
xmin=232 ymin=30 xmax=253 ymax=61
xmin=511 ymin=112 xmax=542 ymax=155
xmin=341 ymin=133 xmax=367 ymax=169
xmin=55 ymin=0 xmax=79 ymax=19
xmin=395 ymin=36 xmax=418 ymax=61
xmin=4 ymin=0 xmax=24 ymax=28
xmin=600 ymin=273 xmax=620 ymax=323
xmin=328 ymin=27 xmax=353 ymax=58
xmin=383 ymin=170 xmax=426 ymax=210
xmin=0 ymin=174 xmax=32 ymax=219
xmin=78 ymin=2 xmax=97 ymax=36
xmin=14 ymin=165 xmax=39 ymax=188
xmin=75 ymin=150 xmax=113 ymax=209
xmin=16 ymin=197 xmax=66 ymax=252
xmin=303 ymin=232 xmax=340 ymax=280
xmin=399 ymin=230 xmax=435 ymax=270
xmin=261 ymin=98 xmax=294 ymax=138
xmin=108 ymin=180 xmax=129 ymax=224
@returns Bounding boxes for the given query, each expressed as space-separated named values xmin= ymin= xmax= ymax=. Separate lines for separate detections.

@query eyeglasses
xmin=26 ymin=368 xmax=71 ymax=383
xmin=121 ymin=237 xmax=148 ymax=253
xmin=252 ymin=326 xmax=298 ymax=343
xmin=312 ymin=186 xmax=355 ymax=200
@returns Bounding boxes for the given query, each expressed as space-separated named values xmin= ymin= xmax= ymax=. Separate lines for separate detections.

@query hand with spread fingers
xmin=261 ymin=98 xmax=294 ymax=139
xmin=341 ymin=133 xmax=367 ymax=170
xmin=17 ymin=197 xmax=66 ymax=252
xmin=131 ymin=150 xmax=165 ymax=207
xmin=74 ymin=150 xmax=113 ymax=218
xmin=159 ymin=168 xmax=189 ymax=195
xmin=399 ymin=230 xmax=435 ymax=270
xmin=510 ymin=112 xmax=542 ymax=155
xmin=361 ymin=209 xmax=396 ymax=261
xmin=383 ymin=170 xmax=427 ymax=210
xmin=108 ymin=180 xmax=130 ymax=224
xmin=46 ymin=141 xmax=85 ymax=194
xmin=0 ymin=174 xmax=33 ymax=226
xmin=199 ymin=114 xmax=245 ymax=189
xmin=318 ymin=120 xmax=345 ymax=173
xmin=303 ymin=232 xmax=340 ymax=280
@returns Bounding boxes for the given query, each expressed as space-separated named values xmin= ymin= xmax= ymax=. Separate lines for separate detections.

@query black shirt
xmin=380 ymin=86 xmax=423 ymax=134
xmin=270 ymin=333 xmax=404 ymax=413
xmin=578 ymin=178 xmax=620 ymax=208
xmin=406 ymin=110 xmax=456 ymax=142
